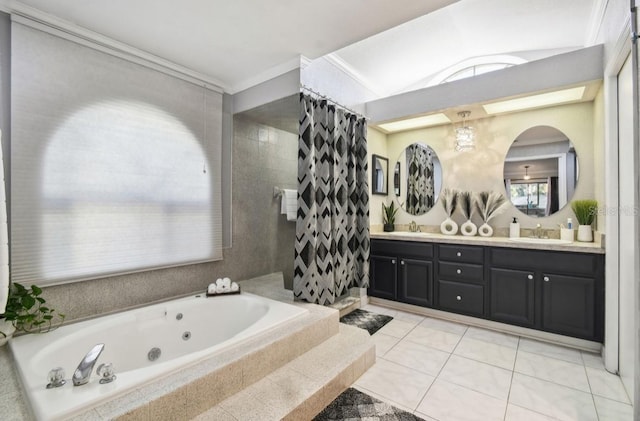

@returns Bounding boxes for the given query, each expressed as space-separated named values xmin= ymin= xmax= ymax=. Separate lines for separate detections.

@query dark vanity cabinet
xmin=436 ymin=244 xmax=486 ymax=317
xmin=370 ymin=240 xmax=434 ymax=307
xmin=489 ymin=247 xmax=604 ymax=341
xmin=370 ymin=238 xmax=605 ymax=343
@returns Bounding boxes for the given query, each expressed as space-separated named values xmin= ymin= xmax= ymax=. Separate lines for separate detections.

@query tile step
xmin=193 ymin=324 xmax=375 ymax=420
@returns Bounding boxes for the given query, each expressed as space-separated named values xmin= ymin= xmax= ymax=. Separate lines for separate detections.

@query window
xmin=509 ymin=181 xmax=549 ymax=216
xmin=11 ymin=20 xmax=223 ymax=285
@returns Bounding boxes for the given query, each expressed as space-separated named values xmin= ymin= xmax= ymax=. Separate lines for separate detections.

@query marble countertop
xmin=371 ymin=231 xmax=605 ymax=254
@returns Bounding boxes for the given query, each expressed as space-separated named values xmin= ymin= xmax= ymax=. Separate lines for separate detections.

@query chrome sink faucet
xmin=534 ymin=224 xmax=545 ymax=238
xmin=73 ymin=343 xmax=105 ymax=386
xmin=409 ymin=220 xmax=420 ymax=232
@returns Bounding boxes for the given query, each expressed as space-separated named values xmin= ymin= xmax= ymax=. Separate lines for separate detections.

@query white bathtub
xmin=9 ymin=292 xmax=308 ymax=420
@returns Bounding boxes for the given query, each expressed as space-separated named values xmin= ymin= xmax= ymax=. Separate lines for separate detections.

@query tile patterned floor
xmin=353 ymin=304 xmax=634 ymax=421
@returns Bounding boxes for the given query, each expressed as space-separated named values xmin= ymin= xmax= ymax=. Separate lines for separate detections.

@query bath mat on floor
xmin=314 ymin=387 xmax=425 ymax=421
xmin=339 ymin=309 xmax=392 ymax=335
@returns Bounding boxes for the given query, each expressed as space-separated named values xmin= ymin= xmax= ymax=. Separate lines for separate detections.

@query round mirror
xmin=504 ymin=126 xmax=578 ymax=217
xmin=394 ymin=143 xmax=442 ymax=216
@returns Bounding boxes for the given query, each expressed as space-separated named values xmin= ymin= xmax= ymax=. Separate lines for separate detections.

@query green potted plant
xmin=571 ymin=199 xmax=598 ymax=242
xmin=382 ymin=201 xmax=398 ymax=232
xmin=0 ymin=282 xmax=65 ymax=345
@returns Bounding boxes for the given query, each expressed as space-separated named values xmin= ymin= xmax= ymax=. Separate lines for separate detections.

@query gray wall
xmin=39 ymin=115 xmax=298 ymax=322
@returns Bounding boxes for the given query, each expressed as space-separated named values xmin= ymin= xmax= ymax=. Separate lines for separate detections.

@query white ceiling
xmin=3 ymin=0 xmax=601 ymax=96
xmin=5 ymin=0 xmax=458 ymax=92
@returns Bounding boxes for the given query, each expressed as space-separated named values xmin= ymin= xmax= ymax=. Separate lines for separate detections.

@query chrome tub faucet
xmin=72 ymin=343 xmax=104 ymax=386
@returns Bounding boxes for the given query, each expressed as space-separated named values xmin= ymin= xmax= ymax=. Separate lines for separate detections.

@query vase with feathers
xmin=475 ymin=191 xmax=508 ymax=237
xmin=439 ymin=188 xmax=459 ymax=235
xmin=457 ymin=191 xmax=477 ymax=236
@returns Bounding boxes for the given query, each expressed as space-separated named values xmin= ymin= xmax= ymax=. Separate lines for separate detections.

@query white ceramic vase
xmin=460 ymin=220 xmax=477 ymax=236
xmin=577 ymin=225 xmax=593 ymax=242
xmin=440 ymin=217 xmax=458 ymax=235
xmin=478 ymin=222 xmax=493 ymax=237
xmin=0 ymin=319 xmax=15 ymax=346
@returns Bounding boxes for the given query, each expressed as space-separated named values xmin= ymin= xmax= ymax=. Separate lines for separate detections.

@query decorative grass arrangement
xmin=457 ymin=191 xmax=474 ymax=220
xmin=440 ymin=188 xmax=458 ymax=217
xmin=571 ymin=199 xmax=598 ymax=226
xmin=475 ymin=191 xmax=508 ymax=222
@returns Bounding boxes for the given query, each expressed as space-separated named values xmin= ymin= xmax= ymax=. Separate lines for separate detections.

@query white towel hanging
xmin=280 ymin=189 xmax=297 ymax=221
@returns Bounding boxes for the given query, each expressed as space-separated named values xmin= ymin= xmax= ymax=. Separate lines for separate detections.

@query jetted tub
xmin=9 ymin=292 xmax=308 ymax=420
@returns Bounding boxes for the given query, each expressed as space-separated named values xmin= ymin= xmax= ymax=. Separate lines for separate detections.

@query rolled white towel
xmin=207 ymin=283 xmax=217 ymax=294
xmin=230 ymin=282 xmax=239 ymax=292
xmin=221 ymin=277 xmax=231 ymax=289
xmin=215 ymin=284 xmax=225 ymax=294
xmin=215 ymin=278 xmax=223 ymax=286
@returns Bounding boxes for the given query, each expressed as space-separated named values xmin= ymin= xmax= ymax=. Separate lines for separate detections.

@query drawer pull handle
xmin=527 ymin=274 xmax=533 ymax=280
xmin=456 ymin=295 xmax=462 ymax=301
xmin=457 ymin=252 xmax=462 ymax=257
xmin=400 ymin=260 xmax=405 ymax=265
xmin=456 ymin=269 xmax=462 ymax=274
xmin=543 ymin=276 xmax=550 ymax=282
xmin=392 ymin=259 xmax=396 ymax=264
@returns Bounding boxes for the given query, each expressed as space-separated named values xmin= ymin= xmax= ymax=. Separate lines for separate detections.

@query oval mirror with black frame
xmin=372 ymin=154 xmax=388 ymax=195
xmin=394 ymin=143 xmax=442 ymax=216
xmin=504 ymin=125 xmax=578 ymax=217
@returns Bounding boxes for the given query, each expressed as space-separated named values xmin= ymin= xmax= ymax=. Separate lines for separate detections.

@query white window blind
xmin=11 ymin=21 xmax=223 ymax=286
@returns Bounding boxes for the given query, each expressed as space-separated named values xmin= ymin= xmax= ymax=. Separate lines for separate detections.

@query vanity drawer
xmin=439 ymin=261 xmax=484 ymax=282
xmin=439 ymin=244 xmax=484 ymax=264
xmin=438 ymin=280 xmax=484 ymax=316
xmin=372 ymin=239 xmax=434 ymax=258
xmin=490 ymin=247 xmax=599 ymax=276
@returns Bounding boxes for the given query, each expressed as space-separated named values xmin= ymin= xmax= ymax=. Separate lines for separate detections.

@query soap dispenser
xmin=510 ymin=217 xmax=520 ymax=238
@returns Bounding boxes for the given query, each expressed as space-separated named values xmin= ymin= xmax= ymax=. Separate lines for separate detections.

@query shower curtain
xmin=406 ymin=144 xmax=434 ymax=215
xmin=294 ymin=93 xmax=370 ymax=305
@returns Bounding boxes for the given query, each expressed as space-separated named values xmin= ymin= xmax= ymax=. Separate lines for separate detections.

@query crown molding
xmin=585 ymin=0 xmax=609 ymax=45
xmin=323 ymin=53 xmax=387 ymax=97
xmin=1 ymin=0 xmax=227 ymax=92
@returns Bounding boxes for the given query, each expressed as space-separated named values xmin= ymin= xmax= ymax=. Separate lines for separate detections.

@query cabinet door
xmin=369 ymin=255 xmax=397 ymax=300
xmin=399 ymin=258 xmax=433 ymax=307
xmin=542 ymin=273 xmax=595 ymax=339
xmin=490 ymin=268 xmax=535 ymax=327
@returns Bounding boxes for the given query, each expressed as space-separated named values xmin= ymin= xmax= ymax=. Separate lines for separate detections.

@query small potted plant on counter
xmin=382 ymin=201 xmax=398 ymax=232
xmin=0 ymin=282 xmax=65 ymax=345
xmin=571 ymin=199 xmax=598 ymax=242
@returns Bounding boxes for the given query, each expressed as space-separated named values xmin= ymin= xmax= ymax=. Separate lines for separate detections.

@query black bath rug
xmin=314 ymin=387 xmax=425 ymax=421
xmin=339 ymin=309 xmax=393 ymax=335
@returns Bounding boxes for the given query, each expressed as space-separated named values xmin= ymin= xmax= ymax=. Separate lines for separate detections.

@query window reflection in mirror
xmin=395 ymin=143 xmax=442 ymax=215
xmin=372 ymin=154 xmax=388 ymax=195
xmin=504 ymin=126 xmax=578 ymax=217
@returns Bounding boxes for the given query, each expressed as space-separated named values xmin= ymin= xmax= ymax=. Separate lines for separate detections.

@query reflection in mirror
xmin=372 ymin=154 xmax=388 ymax=195
xmin=393 ymin=162 xmax=400 ymax=196
xmin=395 ymin=143 xmax=442 ymax=215
xmin=504 ymin=126 xmax=578 ymax=217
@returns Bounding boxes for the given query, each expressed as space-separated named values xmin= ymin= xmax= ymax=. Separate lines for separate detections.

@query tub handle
xmin=97 ymin=363 xmax=117 ymax=384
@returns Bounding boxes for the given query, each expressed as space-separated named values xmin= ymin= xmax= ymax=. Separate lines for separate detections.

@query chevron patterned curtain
xmin=406 ymin=143 xmax=435 ymax=215
xmin=294 ymin=93 xmax=370 ymax=305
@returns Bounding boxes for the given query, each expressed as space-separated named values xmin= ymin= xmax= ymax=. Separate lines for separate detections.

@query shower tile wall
xmin=38 ymin=116 xmax=298 ymax=321
xmin=229 ymin=116 xmax=298 ymax=290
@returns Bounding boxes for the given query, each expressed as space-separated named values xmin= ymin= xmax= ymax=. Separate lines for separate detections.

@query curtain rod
xmin=300 ymin=84 xmax=367 ymax=120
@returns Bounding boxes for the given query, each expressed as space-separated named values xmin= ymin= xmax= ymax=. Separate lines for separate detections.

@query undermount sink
xmin=508 ymin=237 xmax=573 ymax=245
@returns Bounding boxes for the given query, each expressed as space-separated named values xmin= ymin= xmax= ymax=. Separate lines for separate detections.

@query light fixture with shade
xmin=455 ymin=111 xmax=475 ymax=152
xmin=523 ymin=165 xmax=531 ymax=180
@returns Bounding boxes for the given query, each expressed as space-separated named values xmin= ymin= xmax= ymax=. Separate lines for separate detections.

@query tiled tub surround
xmin=0 ymin=273 xmax=374 ymax=420
xmin=357 ymin=303 xmax=633 ymax=421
